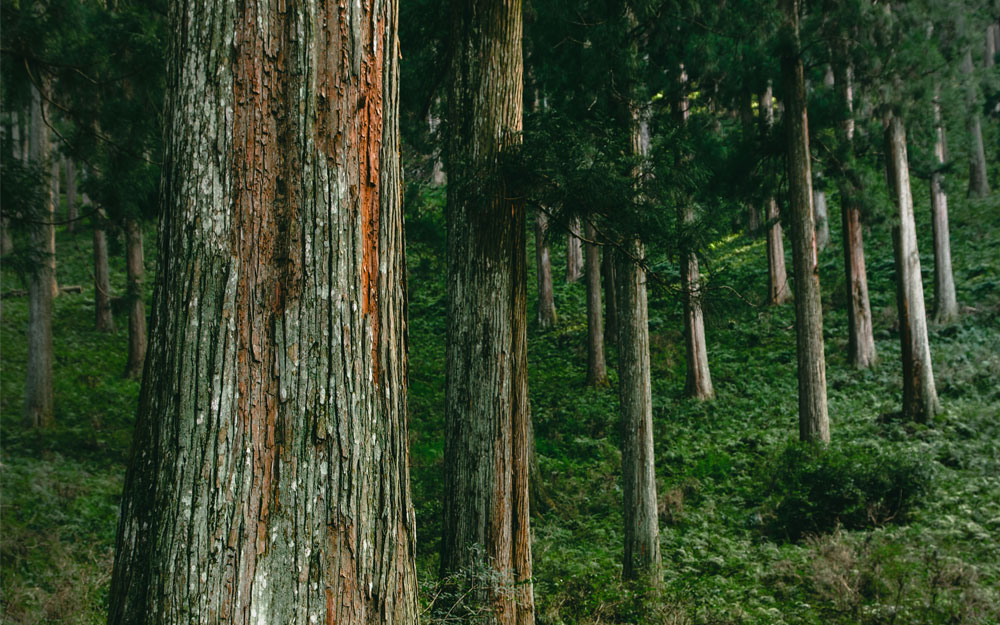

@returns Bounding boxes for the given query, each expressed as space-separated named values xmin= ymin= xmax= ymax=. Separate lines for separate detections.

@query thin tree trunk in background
xmin=962 ymin=51 xmax=991 ymax=198
xmin=781 ymin=0 xmax=829 ymax=443
xmin=584 ymin=220 xmax=607 ymax=387
xmin=65 ymin=159 xmax=77 ymax=232
xmin=123 ymin=218 xmax=146 ymax=378
xmin=930 ymin=87 xmax=959 ymax=323
xmin=741 ymin=91 xmax=761 ymax=233
xmin=429 ymin=100 xmax=447 ymax=185
xmin=39 ymin=91 xmax=59 ymax=300
xmin=834 ymin=61 xmax=876 ymax=369
xmin=813 ymin=178 xmax=830 ymax=252
xmin=535 ymin=209 xmax=557 ymax=328
xmin=441 ymin=1 xmax=534 ymax=623
xmin=761 ymin=86 xmax=790 ymax=306
xmin=884 ymin=114 xmax=940 ymax=422
xmin=93 ymin=208 xmax=115 ymax=333
xmin=566 ymin=216 xmax=583 ymax=282
xmin=603 ymin=248 xmax=617 ymax=337
xmin=1 ymin=111 xmax=16 ymax=256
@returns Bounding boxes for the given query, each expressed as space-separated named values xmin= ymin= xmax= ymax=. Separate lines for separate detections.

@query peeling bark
xmin=535 ymin=209 xmax=557 ymax=328
xmin=107 ymin=0 xmax=419 ymax=622
xmin=584 ymin=220 xmax=607 ymax=387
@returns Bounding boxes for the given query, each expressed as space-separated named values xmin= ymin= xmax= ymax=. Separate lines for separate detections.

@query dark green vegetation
xmin=5 ymin=173 xmax=998 ymax=623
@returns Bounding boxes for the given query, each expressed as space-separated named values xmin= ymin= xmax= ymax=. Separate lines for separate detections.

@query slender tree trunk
xmin=584 ymin=220 xmax=607 ymax=387
xmin=761 ymin=86 xmax=790 ymax=306
xmin=65 ymin=159 xmax=77 ymax=232
xmin=93 ymin=208 xmax=115 ymax=332
xmin=566 ymin=216 xmax=583 ymax=282
xmin=429 ymin=100 xmax=447 ymax=185
xmin=1 ymin=111 xmax=16 ymax=256
xmin=741 ymin=91 xmax=761 ymax=233
xmin=884 ymin=114 xmax=940 ymax=421
xmin=930 ymin=87 xmax=959 ymax=323
xmin=535 ymin=209 xmax=557 ymax=328
xmin=834 ymin=61 xmax=875 ymax=368
xmin=441 ymin=2 xmax=534 ymax=624
xmin=603 ymin=248 xmax=617 ymax=337
xmin=24 ymin=86 xmax=55 ymax=428
xmin=107 ymin=0 xmax=419 ymax=621
xmin=962 ymin=51 xmax=991 ymax=198
xmin=123 ymin=218 xmax=147 ymax=378
xmin=781 ymin=0 xmax=829 ymax=443
xmin=812 ymin=178 xmax=830 ymax=252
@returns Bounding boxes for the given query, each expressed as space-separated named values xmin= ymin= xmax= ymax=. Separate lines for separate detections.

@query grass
xmin=2 ymin=169 xmax=999 ymax=623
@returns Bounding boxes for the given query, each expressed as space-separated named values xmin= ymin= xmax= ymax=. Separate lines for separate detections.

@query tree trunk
xmin=93 ymin=208 xmax=115 ymax=333
xmin=566 ymin=216 xmax=583 ymax=282
xmin=962 ymin=51 xmax=991 ymax=198
xmin=441 ymin=1 xmax=534 ymax=624
xmin=107 ymin=0 xmax=419 ymax=622
xmin=834 ymin=61 xmax=875 ymax=368
xmin=761 ymin=86 xmax=790 ymax=306
xmin=781 ymin=0 xmax=829 ymax=443
xmin=123 ymin=218 xmax=146 ymax=378
xmin=584 ymin=220 xmax=607 ymax=387
xmin=884 ymin=114 xmax=940 ymax=422
xmin=23 ymin=86 xmax=55 ymax=428
xmin=930 ymin=87 xmax=959 ymax=323
xmin=812 ymin=181 xmax=830 ymax=252
xmin=535 ymin=209 xmax=557 ymax=328
xmin=65 ymin=159 xmax=77 ymax=232
xmin=603 ymin=247 xmax=617 ymax=337
xmin=1 ymin=111 xmax=16 ymax=256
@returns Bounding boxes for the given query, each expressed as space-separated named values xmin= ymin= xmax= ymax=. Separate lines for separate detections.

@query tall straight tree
xmin=566 ymin=216 xmax=583 ymax=281
xmin=107 ymin=0 xmax=419 ymax=621
xmin=930 ymin=84 xmax=959 ymax=322
xmin=962 ymin=49 xmax=990 ymax=198
xmin=92 ymin=206 xmax=115 ymax=333
xmin=123 ymin=217 xmax=146 ymax=378
xmin=834 ymin=60 xmax=876 ymax=368
xmin=535 ymin=209 xmax=558 ymax=328
xmin=761 ymin=85 xmax=790 ymax=306
xmin=781 ymin=0 xmax=829 ymax=443
xmin=441 ymin=1 xmax=535 ymax=624
xmin=584 ymin=220 xmax=608 ymax=386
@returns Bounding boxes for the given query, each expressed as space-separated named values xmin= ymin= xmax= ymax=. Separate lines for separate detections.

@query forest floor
xmin=2 ymin=179 xmax=999 ymax=624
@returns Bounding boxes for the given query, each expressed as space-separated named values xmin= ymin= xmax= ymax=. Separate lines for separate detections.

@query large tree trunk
xmin=65 ymin=159 xmax=77 ymax=232
xmin=23 ymin=85 xmax=55 ymax=428
xmin=930 ymin=87 xmax=959 ymax=323
xmin=834 ymin=61 xmax=875 ymax=369
xmin=441 ymin=2 xmax=534 ymax=624
xmin=963 ymin=51 xmax=991 ymax=198
xmin=781 ymin=0 xmax=829 ymax=443
xmin=123 ymin=218 xmax=146 ymax=378
xmin=535 ymin=209 xmax=557 ymax=328
xmin=761 ymin=86 xmax=790 ymax=306
xmin=92 ymin=208 xmax=115 ymax=333
xmin=584 ymin=220 xmax=607 ymax=387
xmin=884 ymin=114 xmax=940 ymax=422
xmin=566 ymin=216 xmax=583 ymax=282
xmin=107 ymin=0 xmax=419 ymax=622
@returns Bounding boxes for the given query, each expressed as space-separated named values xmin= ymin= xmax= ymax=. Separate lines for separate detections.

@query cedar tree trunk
xmin=535 ymin=209 xmax=557 ymax=328
xmin=761 ymin=85 xmax=790 ymax=306
xmin=584 ymin=220 xmax=607 ymax=387
xmin=930 ymin=87 xmax=958 ymax=322
xmin=124 ymin=218 xmax=147 ymax=378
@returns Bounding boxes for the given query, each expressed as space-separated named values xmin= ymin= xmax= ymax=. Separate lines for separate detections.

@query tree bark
xmin=24 ymin=85 xmax=55 ymax=428
xmin=603 ymin=247 xmax=617 ymax=337
xmin=566 ymin=216 xmax=583 ymax=282
xmin=962 ymin=51 xmax=991 ymax=198
xmin=441 ymin=1 xmax=534 ymax=624
xmin=123 ymin=218 xmax=147 ymax=378
xmin=1 ymin=111 xmax=16 ymax=256
xmin=107 ymin=0 xmax=419 ymax=622
xmin=761 ymin=86 xmax=790 ymax=306
xmin=93 ymin=208 xmax=115 ymax=333
xmin=65 ymin=159 xmax=77 ymax=232
xmin=930 ymin=87 xmax=959 ymax=323
xmin=535 ymin=209 xmax=557 ymax=328
xmin=812 ymin=181 xmax=830 ymax=252
xmin=584 ymin=220 xmax=607 ymax=387
xmin=834 ymin=61 xmax=876 ymax=368
xmin=781 ymin=0 xmax=829 ymax=443
xmin=884 ymin=114 xmax=940 ymax=421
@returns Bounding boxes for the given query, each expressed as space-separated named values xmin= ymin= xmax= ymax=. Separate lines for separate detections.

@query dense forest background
xmin=2 ymin=0 xmax=999 ymax=623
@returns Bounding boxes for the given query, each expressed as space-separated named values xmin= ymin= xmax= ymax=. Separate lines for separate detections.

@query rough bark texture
xmin=761 ymin=86 xmax=790 ymax=306
xmin=65 ymin=159 xmax=77 ymax=232
xmin=441 ymin=2 xmax=534 ymax=624
xmin=584 ymin=220 xmax=607 ymax=387
xmin=566 ymin=216 xmax=583 ymax=282
xmin=124 ymin=218 xmax=147 ymax=378
xmin=930 ymin=89 xmax=959 ymax=323
xmin=107 ymin=0 xmax=419 ymax=622
xmin=534 ymin=209 xmax=557 ymax=328
xmin=24 ymin=83 xmax=55 ymax=428
xmin=884 ymin=114 xmax=940 ymax=422
xmin=93 ymin=208 xmax=115 ymax=333
xmin=781 ymin=0 xmax=829 ymax=443
xmin=834 ymin=62 xmax=875 ymax=369
xmin=963 ymin=51 xmax=991 ymax=198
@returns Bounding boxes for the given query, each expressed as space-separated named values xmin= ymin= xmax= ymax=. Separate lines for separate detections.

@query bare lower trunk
xmin=603 ymin=248 xmax=617 ymax=337
xmin=963 ymin=51 xmax=991 ymax=198
xmin=885 ymin=114 xmax=939 ymax=421
xmin=761 ymin=86 xmax=790 ymax=306
xmin=679 ymin=207 xmax=713 ymax=399
xmin=566 ymin=216 xmax=583 ymax=282
xmin=93 ymin=209 xmax=115 ymax=332
xmin=782 ymin=0 xmax=829 ymax=443
xmin=124 ymin=218 xmax=146 ymax=378
xmin=535 ymin=210 xmax=557 ymax=328
xmin=65 ymin=159 xmax=77 ymax=231
xmin=584 ymin=220 xmax=607 ymax=387
xmin=930 ymin=91 xmax=958 ymax=322
xmin=442 ymin=1 xmax=534 ymax=623
xmin=1 ymin=112 xmax=15 ymax=255
xmin=813 ymin=185 xmax=830 ymax=252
